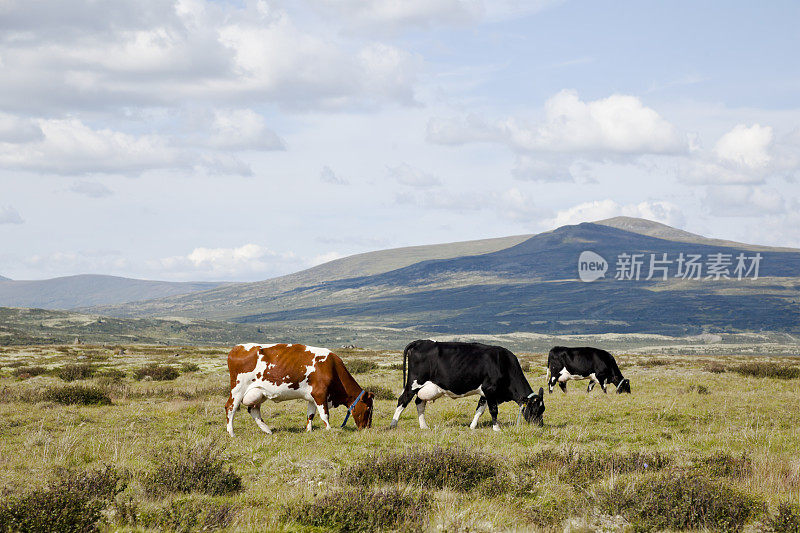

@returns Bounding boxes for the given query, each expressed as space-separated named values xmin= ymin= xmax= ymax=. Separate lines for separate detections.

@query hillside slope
xmin=89 ymin=234 xmax=532 ymax=318
xmin=92 ymin=219 xmax=800 ymax=336
xmin=0 ymin=275 xmax=230 ymax=309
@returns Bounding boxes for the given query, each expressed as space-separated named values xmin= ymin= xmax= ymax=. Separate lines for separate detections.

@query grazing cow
xmin=546 ymin=346 xmax=631 ymax=394
xmin=225 ymin=343 xmax=374 ymax=436
xmin=390 ymin=340 xmax=545 ymax=431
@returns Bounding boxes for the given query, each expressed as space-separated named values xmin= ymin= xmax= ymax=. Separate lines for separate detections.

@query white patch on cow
xmin=305 ymin=346 xmax=331 ymax=358
xmin=391 ymin=405 xmax=405 ymax=427
xmin=237 ymin=343 xmax=278 ymax=351
xmin=558 ymin=367 xmax=588 ymax=382
xmin=414 ymin=381 xmax=483 ymax=402
xmin=469 ymin=402 xmax=487 ymax=430
xmin=416 ymin=401 xmax=429 ymax=429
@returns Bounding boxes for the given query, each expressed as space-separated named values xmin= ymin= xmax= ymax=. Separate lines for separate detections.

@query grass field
xmin=1 ymin=344 xmax=799 ymax=532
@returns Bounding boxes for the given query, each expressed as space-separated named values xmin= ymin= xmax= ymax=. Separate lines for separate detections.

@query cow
xmin=546 ymin=346 xmax=631 ymax=394
xmin=389 ymin=340 xmax=545 ymax=431
xmin=225 ymin=343 xmax=374 ymax=436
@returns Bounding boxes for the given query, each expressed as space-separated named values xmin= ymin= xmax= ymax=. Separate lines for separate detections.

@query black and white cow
xmin=547 ymin=346 xmax=631 ymax=394
xmin=390 ymin=340 xmax=545 ymax=431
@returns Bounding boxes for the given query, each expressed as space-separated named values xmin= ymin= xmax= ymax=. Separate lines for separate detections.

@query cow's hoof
xmin=492 ymin=425 xmax=501 ymax=432
xmin=389 ymin=420 xmax=397 ymax=429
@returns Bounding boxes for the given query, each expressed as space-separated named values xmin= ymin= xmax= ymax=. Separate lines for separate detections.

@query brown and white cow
xmin=225 ymin=343 xmax=374 ymax=436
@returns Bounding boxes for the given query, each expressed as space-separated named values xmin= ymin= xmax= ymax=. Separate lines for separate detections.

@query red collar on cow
xmin=341 ymin=389 xmax=366 ymax=428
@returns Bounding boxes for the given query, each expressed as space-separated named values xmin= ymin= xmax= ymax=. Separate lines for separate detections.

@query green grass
xmin=0 ymin=345 xmax=798 ymax=532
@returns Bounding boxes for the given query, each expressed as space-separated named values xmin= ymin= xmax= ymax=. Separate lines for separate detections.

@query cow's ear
xmin=538 ymin=387 xmax=544 ymax=396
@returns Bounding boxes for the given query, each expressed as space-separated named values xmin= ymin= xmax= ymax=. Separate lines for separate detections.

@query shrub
xmin=639 ymin=358 xmax=670 ymax=367
xmin=341 ymin=446 xmax=498 ymax=491
xmin=346 ymin=359 xmax=378 ymax=374
xmin=521 ymin=449 xmax=670 ymax=487
xmin=593 ymin=472 xmax=765 ymax=532
xmin=0 ymin=465 xmax=127 ymax=533
xmin=96 ymin=368 xmax=126 ymax=379
xmin=137 ymin=499 xmax=236 ymax=532
xmin=366 ymin=384 xmax=396 ymax=400
xmin=704 ymin=361 xmax=726 ymax=373
xmin=686 ymin=384 xmax=711 ymax=395
xmin=767 ymin=502 xmax=800 ymax=533
xmin=134 ymin=364 xmax=179 ymax=381
xmin=58 ymin=363 xmax=95 ymax=381
xmin=49 ymin=384 xmax=112 ymax=406
xmin=730 ymin=362 xmax=800 ymax=379
xmin=288 ymin=487 xmax=431 ymax=533
xmin=11 ymin=366 xmax=47 ymax=378
xmin=519 ymin=360 xmax=532 ymax=372
xmin=180 ymin=362 xmax=200 ymax=373
xmin=142 ymin=440 xmax=242 ymax=497
xmin=697 ymin=452 xmax=752 ymax=478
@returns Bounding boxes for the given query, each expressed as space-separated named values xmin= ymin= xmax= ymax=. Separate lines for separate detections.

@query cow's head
xmin=352 ymin=391 xmax=374 ymax=429
xmin=521 ymin=387 xmax=545 ymax=426
xmin=616 ymin=378 xmax=631 ymax=394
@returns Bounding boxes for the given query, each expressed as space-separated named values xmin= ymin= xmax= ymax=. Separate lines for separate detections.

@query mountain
xmin=92 ymin=218 xmax=800 ymax=336
xmin=0 ymin=275 xmax=10 ymax=281
xmin=87 ymin=234 xmax=532 ymax=319
xmin=0 ymin=275 xmax=231 ymax=309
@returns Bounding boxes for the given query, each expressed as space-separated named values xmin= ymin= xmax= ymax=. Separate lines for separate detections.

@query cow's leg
xmin=415 ymin=397 xmax=429 ymax=429
xmin=306 ymin=401 xmax=316 ymax=432
xmin=390 ymin=387 xmax=417 ymax=429
xmin=487 ymin=400 xmax=501 ymax=431
xmin=587 ymin=380 xmax=595 ymax=393
xmin=549 ymin=374 xmax=558 ymax=394
xmin=225 ymin=394 xmax=242 ymax=437
xmin=600 ymin=379 xmax=608 ymax=394
xmin=247 ymin=404 xmax=272 ymax=434
xmin=470 ymin=397 xmax=487 ymax=430
xmin=315 ymin=402 xmax=331 ymax=430
xmin=558 ymin=381 xmax=567 ymax=393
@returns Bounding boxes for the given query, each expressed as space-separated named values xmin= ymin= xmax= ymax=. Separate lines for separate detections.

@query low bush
xmin=133 ymin=364 xmax=180 ymax=381
xmin=96 ymin=368 xmax=126 ymax=379
xmin=11 ymin=366 xmax=47 ymax=378
xmin=366 ymin=384 xmax=396 ymax=400
xmin=766 ymin=502 xmax=800 ymax=533
xmin=730 ymin=362 xmax=800 ymax=379
xmin=521 ymin=449 xmax=669 ymax=487
xmin=346 ymin=359 xmax=378 ymax=374
xmin=288 ymin=487 xmax=431 ymax=533
xmin=58 ymin=363 xmax=96 ymax=381
xmin=593 ymin=472 xmax=764 ymax=532
xmin=137 ymin=498 xmax=236 ymax=532
xmin=142 ymin=440 xmax=242 ymax=497
xmin=697 ymin=452 xmax=752 ymax=478
xmin=638 ymin=358 xmax=671 ymax=367
xmin=0 ymin=465 xmax=127 ymax=533
xmin=703 ymin=361 xmax=726 ymax=373
xmin=49 ymin=384 xmax=112 ymax=405
xmin=685 ymin=384 xmax=711 ymax=395
xmin=180 ymin=362 xmax=200 ymax=373
xmin=341 ymin=446 xmax=498 ymax=491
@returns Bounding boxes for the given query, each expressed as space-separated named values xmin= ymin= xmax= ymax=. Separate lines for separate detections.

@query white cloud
xmin=714 ymin=124 xmax=772 ymax=168
xmin=206 ymin=109 xmax=285 ymax=151
xmin=543 ymin=200 xmax=685 ymax=229
xmin=309 ymin=0 xmax=479 ymax=34
xmin=68 ymin=181 xmax=113 ymax=198
xmin=0 ymin=206 xmax=24 ymax=225
xmin=511 ymin=155 xmax=574 ymax=182
xmin=395 ymin=187 xmax=537 ymax=221
xmin=156 ymin=243 xmax=297 ymax=278
xmin=703 ymin=185 xmax=785 ymax=217
xmin=320 ymin=166 xmax=348 ymax=185
xmin=312 ymin=251 xmax=343 ymax=265
xmin=428 ymin=90 xmax=686 ymax=156
xmin=0 ymin=112 xmax=43 ymax=143
xmin=388 ymin=163 xmax=442 ymax=188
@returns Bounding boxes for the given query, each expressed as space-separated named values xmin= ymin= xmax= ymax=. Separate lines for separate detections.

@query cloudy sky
xmin=2 ymin=0 xmax=799 ymax=281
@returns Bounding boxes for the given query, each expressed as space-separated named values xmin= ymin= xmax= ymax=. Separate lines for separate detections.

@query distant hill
xmin=0 ymin=275 xmax=10 ymax=281
xmin=87 ymin=234 xmax=532 ymax=319
xmin=0 ymin=275 xmax=231 ymax=309
xmin=92 ymin=218 xmax=800 ymax=336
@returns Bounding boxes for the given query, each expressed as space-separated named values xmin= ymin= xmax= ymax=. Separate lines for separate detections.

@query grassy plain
xmin=1 ymin=344 xmax=799 ymax=531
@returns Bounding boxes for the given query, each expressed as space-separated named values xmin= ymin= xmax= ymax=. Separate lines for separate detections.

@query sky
xmin=2 ymin=0 xmax=799 ymax=282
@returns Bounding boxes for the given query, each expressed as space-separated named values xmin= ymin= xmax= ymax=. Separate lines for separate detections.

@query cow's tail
xmin=401 ymin=340 xmax=417 ymax=389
